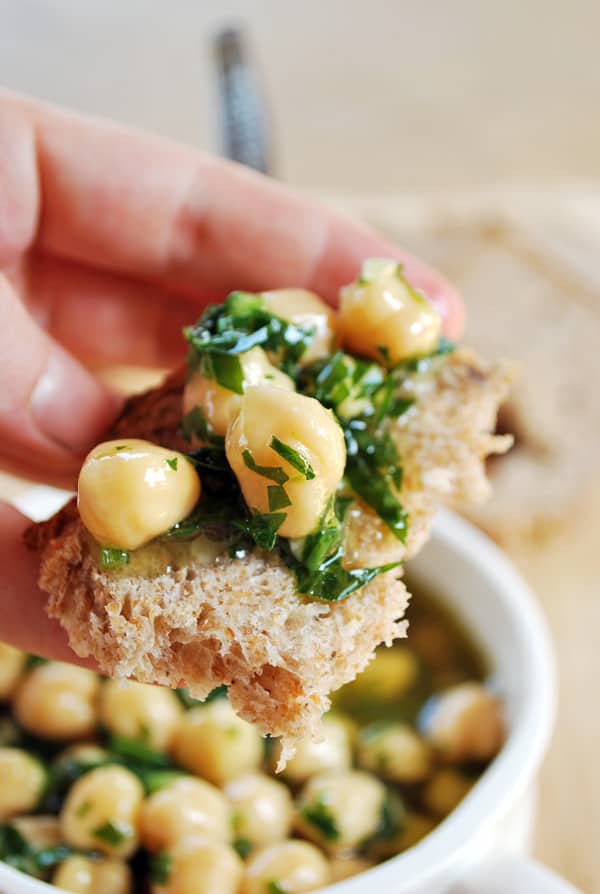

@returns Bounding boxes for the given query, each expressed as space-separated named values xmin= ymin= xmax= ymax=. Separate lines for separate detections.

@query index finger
xmin=0 ymin=90 xmax=463 ymax=336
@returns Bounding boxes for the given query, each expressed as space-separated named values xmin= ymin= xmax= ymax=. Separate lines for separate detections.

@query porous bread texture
xmin=27 ymin=348 xmax=511 ymax=758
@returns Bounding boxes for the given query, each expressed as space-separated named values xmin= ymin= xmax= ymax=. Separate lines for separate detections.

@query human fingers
xmin=0 ymin=90 xmax=463 ymax=336
xmin=0 ymin=273 xmax=121 ymax=485
xmin=0 ymin=503 xmax=96 ymax=666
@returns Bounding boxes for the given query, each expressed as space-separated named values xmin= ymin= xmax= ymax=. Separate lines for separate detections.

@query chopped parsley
xmin=301 ymin=794 xmax=340 ymax=841
xmin=270 ymin=437 xmax=315 ymax=480
xmin=268 ymin=484 xmax=292 ymax=512
xmin=99 ymin=547 xmax=130 ymax=570
xmin=108 ymin=734 xmax=171 ymax=768
xmin=165 ymin=456 xmax=178 ymax=471
xmin=74 ymin=799 xmax=92 ymax=818
xmin=150 ymin=851 xmax=173 ymax=885
xmin=233 ymin=837 xmax=253 ymax=859
xmin=267 ymin=882 xmax=287 ymax=894
xmin=93 ymin=820 xmax=128 ymax=847
xmin=181 ymin=406 xmax=224 ymax=446
xmin=0 ymin=824 xmax=71 ymax=877
xmin=242 ymin=449 xmax=289 ymax=485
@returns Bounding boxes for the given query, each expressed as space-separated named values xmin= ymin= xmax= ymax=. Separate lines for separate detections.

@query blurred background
xmin=2 ymin=2 xmax=599 ymax=891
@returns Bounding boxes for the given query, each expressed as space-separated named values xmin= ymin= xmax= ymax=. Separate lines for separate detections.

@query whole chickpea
xmin=422 ymin=768 xmax=472 ymax=818
xmin=242 ymin=840 xmax=330 ymax=894
xmin=60 ymin=765 xmax=143 ymax=858
xmin=170 ymin=699 xmax=263 ymax=786
xmin=183 ymin=346 xmax=294 ymax=438
xmin=99 ymin=680 xmax=182 ymax=751
xmin=295 ymin=770 xmax=386 ymax=853
xmin=0 ymin=748 xmax=46 ymax=820
xmin=357 ymin=723 xmax=432 ymax=784
xmin=261 ymin=289 xmax=338 ymax=364
xmin=151 ymin=841 xmax=243 ymax=894
xmin=419 ymin=682 xmax=505 ymax=763
xmin=140 ymin=776 xmax=230 ymax=852
xmin=52 ymin=855 xmax=132 ymax=894
xmin=339 ymin=258 xmax=442 ymax=364
xmin=14 ymin=662 xmax=99 ymax=741
xmin=78 ymin=439 xmax=201 ymax=551
xmin=225 ymin=772 xmax=294 ymax=847
xmin=272 ymin=715 xmax=353 ymax=785
xmin=0 ymin=643 xmax=26 ymax=700
xmin=225 ymin=385 xmax=346 ymax=538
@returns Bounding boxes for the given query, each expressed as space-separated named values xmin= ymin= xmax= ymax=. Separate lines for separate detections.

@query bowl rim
xmin=0 ymin=511 xmax=557 ymax=894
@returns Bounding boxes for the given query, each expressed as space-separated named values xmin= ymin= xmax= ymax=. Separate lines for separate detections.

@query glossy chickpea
xmin=273 ymin=715 xmax=353 ymax=785
xmin=140 ymin=777 xmax=230 ymax=852
xmin=422 ymin=769 xmax=472 ymax=819
xmin=225 ymin=772 xmax=294 ymax=847
xmin=170 ymin=699 xmax=263 ymax=786
xmin=12 ymin=815 xmax=62 ymax=850
xmin=339 ymin=258 xmax=442 ymax=364
xmin=60 ymin=765 xmax=143 ymax=858
xmin=152 ymin=841 xmax=243 ymax=894
xmin=419 ymin=682 xmax=505 ymax=763
xmin=0 ymin=748 xmax=46 ymax=820
xmin=78 ymin=439 xmax=201 ymax=551
xmin=295 ymin=770 xmax=386 ymax=853
xmin=0 ymin=643 xmax=26 ymax=700
xmin=242 ymin=840 xmax=331 ymax=894
xmin=99 ymin=680 xmax=182 ymax=751
xmin=183 ymin=347 xmax=294 ymax=438
xmin=333 ymin=647 xmax=419 ymax=712
xmin=226 ymin=385 xmax=346 ymax=538
xmin=14 ymin=662 xmax=99 ymax=741
xmin=261 ymin=289 xmax=338 ymax=364
xmin=357 ymin=723 xmax=432 ymax=784
xmin=52 ymin=855 xmax=132 ymax=894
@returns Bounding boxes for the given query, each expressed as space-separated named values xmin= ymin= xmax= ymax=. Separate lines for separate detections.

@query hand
xmin=0 ymin=89 xmax=463 ymax=661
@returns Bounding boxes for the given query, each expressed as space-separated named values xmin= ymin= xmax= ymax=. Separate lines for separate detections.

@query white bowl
xmin=0 ymin=511 xmax=579 ymax=894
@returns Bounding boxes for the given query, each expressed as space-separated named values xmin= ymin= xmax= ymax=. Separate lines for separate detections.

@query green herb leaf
xmin=150 ymin=851 xmax=173 ymax=885
xmin=267 ymin=882 xmax=287 ymax=894
xmin=301 ymin=795 xmax=340 ymax=841
xmin=165 ymin=457 xmax=178 ymax=471
xmin=139 ymin=770 xmax=185 ymax=796
xmin=108 ymin=734 xmax=170 ymax=768
xmin=181 ymin=406 xmax=225 ymax=446
xmin=99 ymin=547 xmax=130 ymax=570
xmin=268 ymin=484 xmax=292 ymax=512
xmin=93 ymin=820 xmax=128 ymax=847
xmin=75 ymin=799 xmax=92 ymax=818
xmin=270 ymin=436 xmax=316 ymax=480
xmin=242 ymin=449 xmax=289 ymax=484
xmin=211 ymin=352 xmax=245 ymax=394
xmin=236 ymin=512 xmax=287 ymax=551
xmin=233 ymin=837 xmax=253 ymax=859
xmin=293 ymin=548 xmax=400 ymax=602
xmin=345 ymin=453 xmax=408 ymax=542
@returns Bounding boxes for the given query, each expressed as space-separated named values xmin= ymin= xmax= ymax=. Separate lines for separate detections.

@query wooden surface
xmin=2 ymin=190 xmax=599 ymax=892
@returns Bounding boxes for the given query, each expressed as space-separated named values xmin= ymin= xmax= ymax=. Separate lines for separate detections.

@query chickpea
xmin=14 ymin=662 xmax=99 ymax=741
xmin=53 ymin=855 xmax=132 ymax=894
xmin=225 ymin=772 xmax=294 ymax=847
xmin=78 ymin=439 xmax=201 ymax=551
xmin=295 ymin=770 xmax=386 ymax=853
xmin=0 ymin=642 xmax=26 ymax=699
xmin=261 ymin=289 xmax=337 ymax=364
xmin=54 ymin=743 xmax=110 ymax=771
xmin=357 ymin=723 xmax=432 ymax=784
xmin=183 ymin=347 xmax=294 ymax=438
xmin=419 ymin=682 xmax=505 ymax=763
xmin=273 ymin=715 xmax=353 ymax=785
xmin=0 ymin=748 xmax=46 ymax=820
xmin=99 ymin=680 xmax=183 ymax=751
xmin=339 ymin=258 xmax=442 ymax=364
xmin=226 ymin=386 xmax=346 ymax=538
xmin=152 ymin=841 xmax=243 ymax=894
xmin=60 ymin=765 xmax=143 ymax=858
xmin=171 ymin=699 xmax=263 ymax=786
xmin=242 ymin=840 xmax=330 ymax=894
xmin=140 ymin=777 xmax=230 ymax=852
xmin=422 ymin=769 xmax=472 ymax=819
xmin=330 ymin=857 xmax=375 ymax=882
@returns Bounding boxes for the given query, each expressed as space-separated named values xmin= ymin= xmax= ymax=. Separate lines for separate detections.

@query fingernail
xmin=30 ymin=349 xmax=123 ymax=454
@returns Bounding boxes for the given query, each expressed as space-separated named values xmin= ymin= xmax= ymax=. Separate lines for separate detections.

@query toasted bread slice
xmin=25 ymin=349 xmax=511 ymax=758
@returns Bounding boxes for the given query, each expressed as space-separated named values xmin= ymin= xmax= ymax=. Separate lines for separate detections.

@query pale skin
xmin=0 ymin=89 xmax=464 ymax=664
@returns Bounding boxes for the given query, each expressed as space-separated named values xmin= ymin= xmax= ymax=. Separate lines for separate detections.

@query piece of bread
xmin=25 ymin=349 xmax=511 ymax=759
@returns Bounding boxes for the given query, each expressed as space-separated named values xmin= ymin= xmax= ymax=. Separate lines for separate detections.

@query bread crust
xmin=26 ymin=349 xmax=511 ymax=756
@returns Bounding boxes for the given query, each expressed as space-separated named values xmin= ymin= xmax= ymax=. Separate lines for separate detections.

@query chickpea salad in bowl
xmin=0 ymin=584 xmax=505 ymax=893
xmin=25 ymin=259 xmax=512 ymax=757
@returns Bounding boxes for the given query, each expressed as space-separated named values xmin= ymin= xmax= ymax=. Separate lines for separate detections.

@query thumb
xmin=0 ymin=273 xmax=121 ymax=486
